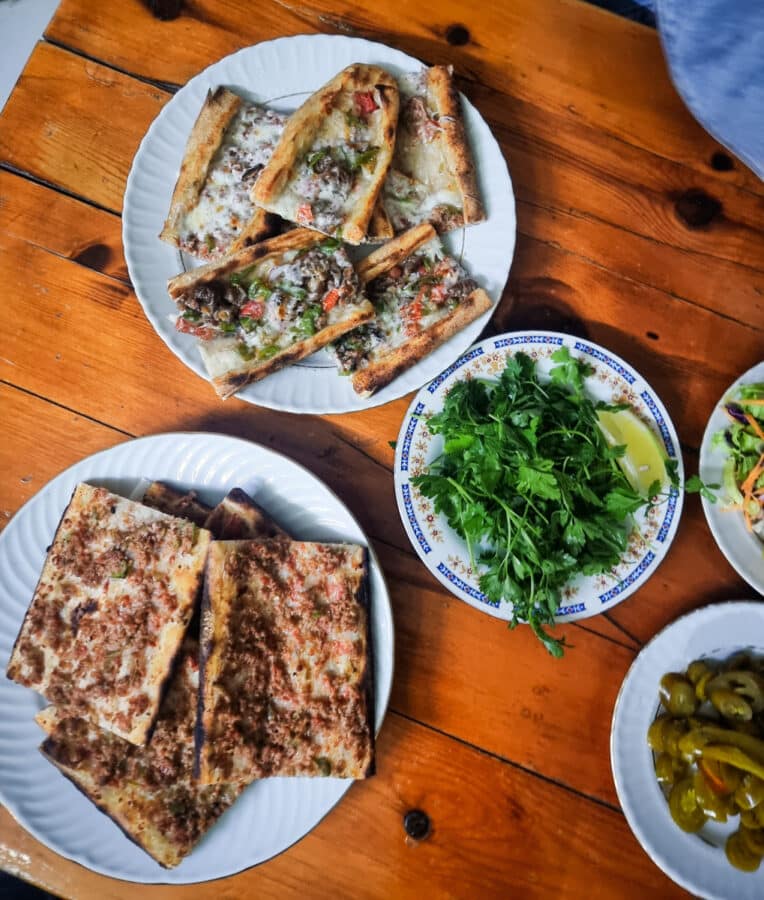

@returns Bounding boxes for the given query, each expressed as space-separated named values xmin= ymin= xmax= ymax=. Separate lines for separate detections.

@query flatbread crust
xmin=142 ymin=480 xmax=212 ymax=527
xmin=371 ymin=65 xmax=485 ymax=238
xmin=6 ymin=483 xmax=211 ymax=745
xmin=160 ymin=87 xmax=285 ymax=260
xmin=252 ymin=64 xmax=399 ymax=244
xmin=203 ymin=488 xmax=289 ymax=540
xmin=196 ymin=540 xmax=374 ymax=785
xmin=36 ymin=639 xmax=242 ymax=868
xmin=334 ymin=224 xmax=493 ymax=397
xmin=167 ymin=229 xmax=375 ymax=400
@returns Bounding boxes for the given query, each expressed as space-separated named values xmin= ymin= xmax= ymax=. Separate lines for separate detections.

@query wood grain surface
xmin=0 ymin=0 xmax=762 ymax=897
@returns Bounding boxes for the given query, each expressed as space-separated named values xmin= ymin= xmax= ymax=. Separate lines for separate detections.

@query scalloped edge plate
xmin=0 ymin=433 xmax=394 ymax=883
xmin=393 ymin=330 xmax=684 ymax=622
xmin=123 ymin=34 xmax=516 ymax=414
xmin=611 ymin=600 xmax=764 ymax=899
xmin=699 ymin=360 xmax=764 ymax=595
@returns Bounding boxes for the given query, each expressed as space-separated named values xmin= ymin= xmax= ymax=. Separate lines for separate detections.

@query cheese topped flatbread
xmin=373 ymin=66 xmax=485 ymax=238
xmin=36 ymin=638 xmax=242 ymax=869
xmin=329 ymin=223 xmax=492 ymax=396
xmin=252 ymin=64 xmax=399 ymax=244
xmin=167 ymin=229 xmax=374 ymax=399
xmin=160 ymin=87 xmax=287 ymax=261
xmin=6 ymin=483 xmax=211 ymax=745
xmin=197 ymin=540 xmax=374 ymax=785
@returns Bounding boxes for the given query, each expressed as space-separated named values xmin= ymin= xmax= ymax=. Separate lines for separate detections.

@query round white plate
xmin=699 ymin=361 xmax=764 ymax=595
xmin=0 ymin=433 xmax=394 ymax=884
xmin=393 ymin=330 xmax=684 ymax=622
xmin=611 ymin=600 xmax=764 ymax=900
xmin=123 ymin=34 xmax=516 ymax=414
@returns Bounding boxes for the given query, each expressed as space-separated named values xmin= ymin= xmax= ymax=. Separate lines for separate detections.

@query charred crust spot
xmin=445 ymin=24 xmax=470 ymax=46
xmin=385 ymin=124 xmax=395 ymax=142
xmin=73 ymin=243 xmax=111 ymax=271
xmin=674 ymin=189 xmax=722 ymax=229
xmin=646 ymin=331 xmax=659 ymax=341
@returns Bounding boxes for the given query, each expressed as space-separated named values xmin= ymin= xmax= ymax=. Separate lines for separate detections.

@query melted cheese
xmin=178 ymin=104 xmax=286 ymax=258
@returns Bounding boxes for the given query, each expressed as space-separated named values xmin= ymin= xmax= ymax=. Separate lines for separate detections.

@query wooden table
xmin=0 ymin=0 xmax=762 ymax=897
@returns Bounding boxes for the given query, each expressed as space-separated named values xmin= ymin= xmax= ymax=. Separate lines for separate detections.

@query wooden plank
xmin=2 ymin=41 xmax=759 ymax=292
xmin=517 ymin=199 xmax=764 ymax=323
xmin=0 ymin=386 xmax=127 ymax=533
xmin=0 ymin=43 xmax=167 ymax=213
xmin=503 ymin=234 xmax=763 ymax=447
xmin=0 ymin=714 xmax=688 ymax=899
xmin=46 ymin=0 xmax=762 ymax=195
xmin=0 ymin=169 xmax=127 ymax=281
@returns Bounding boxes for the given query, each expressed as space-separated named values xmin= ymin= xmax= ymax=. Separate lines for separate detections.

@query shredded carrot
xmin=745 ymin=413 xmax=764 ymax=442
xmin=741 ymin=455 xmax=764 ymax=495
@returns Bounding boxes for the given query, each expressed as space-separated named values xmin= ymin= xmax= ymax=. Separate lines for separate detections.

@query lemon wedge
xmin=596 ymin=409 xmax=669 ymax=496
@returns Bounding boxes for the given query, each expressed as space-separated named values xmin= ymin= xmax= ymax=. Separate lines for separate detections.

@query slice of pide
xmin=252 ymin=64 xmax=399 ymax=244
xmin=197 ymin=540 xmax=374 ymax=785
xmin=328 ymin=223 xmax=493 ymax=397
xmin=167 ymin=229 xmax=375 ymax=399
xmin=203 ymin=488 xmax=289 ymax=540
xmin=36 ymin=638 xmax=243 ymax=869
xmin=6 ymin=483 xmax=211 ymax=745
xmin=159 ymin=87 xmax=287 ymax=261
xmin=371 ymin=65 xmax=485 ymax=237
xmin=141 ymin=480 xmax=213 ymax=527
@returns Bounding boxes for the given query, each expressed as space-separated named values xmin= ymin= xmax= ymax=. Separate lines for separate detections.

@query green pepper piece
xmin=319 ymin=237 xmax=341 ymax=255
xmin=248 ymin=279 xmax=271 ymax=300
xmin=219 ymin=322 xmax=238 ymax=333
xmin=278 ymin=282 xmax=307 ymax=299
xmin=314 ymin=757 xmax=332 ymax=776
xmin=701 ymin=745 xmax=764 ymax=781
xmin=182 ymin=309 xmax=202 ymax=323
xmin=677 ymin=726 xmax=764 ymax=765
xmin=258 ymin=344 xmax=280 ymax=360
xmin=354 ymin=146 xmax=379 ymax=170
xmin=205 ymin=234 xmax=216 ymax=252
xmin=236 ymin=343 xmax=255 ymax=361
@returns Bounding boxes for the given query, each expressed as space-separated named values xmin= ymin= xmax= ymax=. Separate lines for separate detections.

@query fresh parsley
xmin=411 ymin=349 xmax=662 ymax=658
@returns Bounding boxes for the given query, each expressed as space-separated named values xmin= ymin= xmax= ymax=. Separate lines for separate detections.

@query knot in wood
xmin=674 ymin=189 xmax=721 ymax=229
xmin=710 ymin=151 xmax=734 ymax=172
xmin=403 ymin=809 xmax=431 ymax=840
xmin=445 ymin=24 xmax=470 ymax=46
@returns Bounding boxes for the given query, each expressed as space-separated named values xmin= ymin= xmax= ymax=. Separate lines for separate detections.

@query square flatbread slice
xmin=167 ymin=229 xmax=374 ymax=399
xmin=160 ymin=87 xmax=287 ymax=261
xmin=252 ymin=64 xmax=399 ymax=244
xmin=197 ymin=540 xmax=374 ymax=785
xmin=36 ymin=638 xmax=242 ymax=869
xmin=371 ymin=65 xmax=485 ymax=238
xmin=6 ymin=483 xmax=211 ymax=745
xmin=328 ymin=223 xmax=493 ymax=396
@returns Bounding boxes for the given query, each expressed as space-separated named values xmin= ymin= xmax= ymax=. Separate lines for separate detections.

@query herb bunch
xmin=412 ymin=349 xmax=665 ymax=658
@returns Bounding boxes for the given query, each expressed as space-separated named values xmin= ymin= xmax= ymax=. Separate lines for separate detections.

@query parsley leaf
xmin=411 ymin=351 xmax=656 ymax=658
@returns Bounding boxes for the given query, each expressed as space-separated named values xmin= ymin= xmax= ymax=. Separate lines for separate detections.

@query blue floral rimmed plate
xmin=393 ymin=330 xmax=684 ymax=623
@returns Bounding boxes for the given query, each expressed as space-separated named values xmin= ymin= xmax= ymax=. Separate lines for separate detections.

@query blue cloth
xmin=656 ymin=0 xmax=764 ymax=178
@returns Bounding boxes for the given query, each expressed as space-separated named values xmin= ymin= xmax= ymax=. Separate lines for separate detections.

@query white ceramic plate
xmin=611 ymin=600 xmax=764 ymax=899
xmin=699 ymin=361 xmax=764 ymax=595
xmin=393 ymin=330 xmax=684 ymax=622
xmin=0 ymin=433 xmax=394 ymax=884
xmin=123 ymin=34 xmax=516 ymax=414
